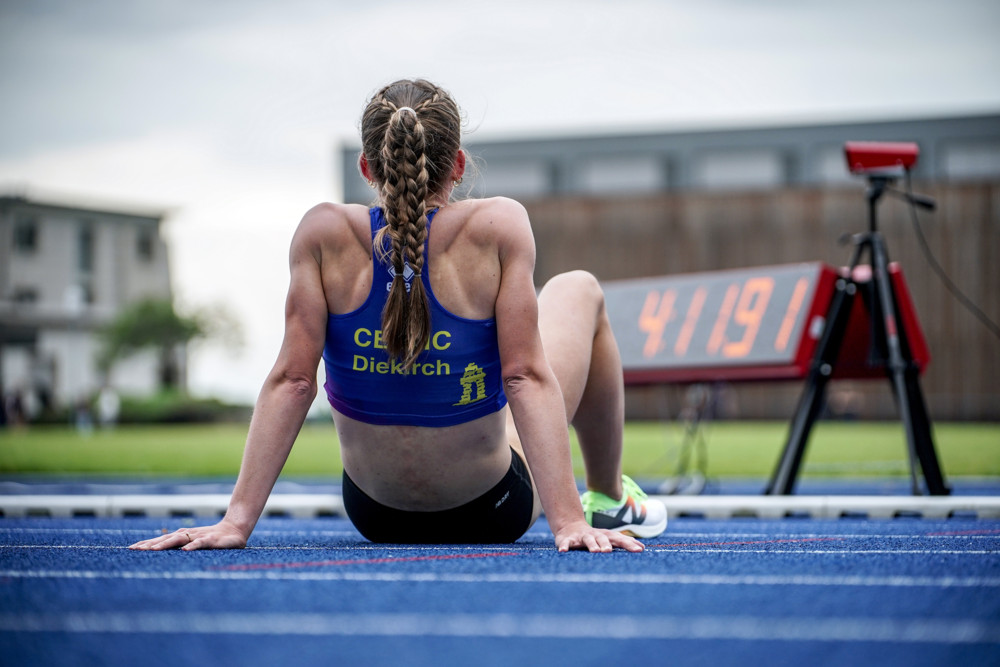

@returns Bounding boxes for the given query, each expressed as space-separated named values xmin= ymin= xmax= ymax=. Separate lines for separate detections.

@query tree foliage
xmin=97 ymin=299 xmax=210 ymax=391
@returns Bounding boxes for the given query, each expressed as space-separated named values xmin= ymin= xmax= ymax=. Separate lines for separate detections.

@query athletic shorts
xmin=342 ymin=448 xmax=535 ymax=544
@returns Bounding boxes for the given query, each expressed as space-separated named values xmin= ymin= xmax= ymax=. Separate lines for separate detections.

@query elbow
xmin=502 ymin=364 xmax=546 ymax=400
xmin=287 ymin=376 xmax=318 ymax=401
xmin=502 ymin=363 xmax=566 ymax=424
xmin=270 ymin=371 xmax=318 ymax=404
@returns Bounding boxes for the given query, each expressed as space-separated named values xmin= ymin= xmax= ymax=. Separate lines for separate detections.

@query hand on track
xmin=129 ymin=521 xmax=247 ymax=551
xmin=554 ymin=521 xmax=644 ymax=553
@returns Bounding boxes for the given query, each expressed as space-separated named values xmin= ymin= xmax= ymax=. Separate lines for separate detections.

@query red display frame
xmin=602 ymin=262 xmax=928 ymax=385
xmin=830 ymin=262 xmax=930 ymax=379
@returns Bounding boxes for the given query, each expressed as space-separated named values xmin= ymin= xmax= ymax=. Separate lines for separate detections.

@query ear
xmin=450 ymin=150 xmax=467 ymax=183
xmin=359 ymin=154 xmax=374 ymax=183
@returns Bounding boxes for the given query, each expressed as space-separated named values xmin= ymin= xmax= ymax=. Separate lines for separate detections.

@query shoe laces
xmin=620 ymin=475 xmax=648 ymax=503
xmin=582 ymin=475 xmax=648 ymax=512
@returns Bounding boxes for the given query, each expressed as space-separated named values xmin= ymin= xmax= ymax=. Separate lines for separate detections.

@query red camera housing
xmin=844 ymin=141 xmax=920 ymax=175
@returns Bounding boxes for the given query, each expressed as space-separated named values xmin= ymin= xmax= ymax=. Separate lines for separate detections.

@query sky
xmin=1 ymin=0 xmax=998 ymax=407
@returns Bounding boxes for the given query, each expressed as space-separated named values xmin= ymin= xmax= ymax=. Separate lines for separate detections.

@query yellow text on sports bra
xmin=353 ymin=328 xmax=452 ymax=351
xmin=352 ymin=356 xmax=451 ymax=377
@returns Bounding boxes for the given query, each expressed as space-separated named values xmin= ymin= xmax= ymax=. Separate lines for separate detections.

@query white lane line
xmin=649 ymin=532 xmax=1000 ymax=541
xmin=0 ymin=541 xmax=532 ymax=551
xmin=0 ymin=528 xmax=363 ymax=537
xmin=3 ymin=544 xmax=995 ymax=555
xmin=651 ymin=549 xmax=997 ymax=555
xmin=0 ymin=545 xmax=526 ymax=551
xmin=1 ymin=612 xmax=997 ymax=644
xmin=2 ymin=570 xmax=998 ymax=587
xmin=3 ymin=528 xmax=997 ymax=540
xmin=2 ymin=545 xmax=346 ymax=550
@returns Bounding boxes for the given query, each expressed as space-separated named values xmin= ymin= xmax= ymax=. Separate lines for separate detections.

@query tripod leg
xmin=766 ymin=277 xmax=856 ymax=495
xmin=885 ymin=368 xmax=923 ymax=494
xmin=766 ymin=367 xmax=832 ymax=494
xmin=869 ymin=235 xmax=948 ymax=495
xmin=904 ymin=367 xmax=950 ymax=494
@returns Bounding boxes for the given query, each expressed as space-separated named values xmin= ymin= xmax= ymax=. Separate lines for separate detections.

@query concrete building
xmin=341 ymin=113 xmax=1000 ymax=202
xmin=0 ymin=195 xmax=174 ymax=419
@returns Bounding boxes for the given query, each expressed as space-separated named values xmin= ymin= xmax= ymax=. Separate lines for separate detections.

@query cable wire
xmin=902 ymin=173 xmax=1000 ymax=341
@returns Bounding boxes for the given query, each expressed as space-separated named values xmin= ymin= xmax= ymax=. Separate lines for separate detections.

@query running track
xmin=2 ymin=514 xmax=998 ymax=666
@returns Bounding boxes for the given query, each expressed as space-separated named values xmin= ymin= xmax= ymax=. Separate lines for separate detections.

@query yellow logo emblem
xmin=454 ymin=363 xmax=487 ymax=405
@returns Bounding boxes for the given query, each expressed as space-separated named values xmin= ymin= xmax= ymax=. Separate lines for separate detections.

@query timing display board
xmin=603 ymin=263 xmax=839 ymax=384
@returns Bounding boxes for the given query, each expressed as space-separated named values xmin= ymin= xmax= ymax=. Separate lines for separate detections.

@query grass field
xmin=1 ymin=420 xmax=997 ymax=480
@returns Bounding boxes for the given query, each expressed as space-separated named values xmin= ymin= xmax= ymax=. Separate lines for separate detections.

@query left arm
xmin=490 ymin=199 xmax=642 ymax=553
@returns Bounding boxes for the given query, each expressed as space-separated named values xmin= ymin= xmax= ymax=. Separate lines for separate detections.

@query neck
xmin=376 ymin=187 xmax=451 ymax=212
xmin=426 ymin=187 xmax=452 ymax=209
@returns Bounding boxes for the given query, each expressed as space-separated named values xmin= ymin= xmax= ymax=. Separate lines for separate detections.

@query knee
xmin=541 ymin=270 xmax=605 ymax=308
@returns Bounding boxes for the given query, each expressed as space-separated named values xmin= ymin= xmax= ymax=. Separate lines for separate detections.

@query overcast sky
xmin=2 ymin=0 xmax=998 ymax=405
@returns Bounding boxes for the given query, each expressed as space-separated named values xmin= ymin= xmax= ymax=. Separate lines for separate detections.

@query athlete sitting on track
xmin=130 ymin=79 xmax=666 ymax=553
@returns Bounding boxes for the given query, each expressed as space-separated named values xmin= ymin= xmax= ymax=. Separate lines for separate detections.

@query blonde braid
xmin=377 ymin=104 xmax=432 ymax=367
xmin=360 ymin=80 xmax=462 ymax=369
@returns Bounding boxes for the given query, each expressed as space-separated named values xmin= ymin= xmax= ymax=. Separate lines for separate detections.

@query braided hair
xmin=360 ymin=79 xmax=463 ymax=369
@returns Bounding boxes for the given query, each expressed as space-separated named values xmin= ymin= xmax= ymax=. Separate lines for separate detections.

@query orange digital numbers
xmin=609 ymin=263 xmax=826 ymax=379
xmin=629 ymin=269 xmax=814 ymax=365
xmin=638 ymin=289 xmax=676 ymax=358
xmin=706 ymin=283 xmax=740 ymax=355
xmin=674 ymin=287 xmax=707 ymax=356
xmin=722 ymin=277 xmax=774 ymax=358
xmin=775 ymin=277 xmax=810 ymax=352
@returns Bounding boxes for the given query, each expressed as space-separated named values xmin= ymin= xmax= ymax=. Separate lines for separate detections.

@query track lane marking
xmin=2 ymin=570 xmax=999 ymax=587
xmin=3 ymin=545 xmax=995 ymax=555
xmin=651 ymin=549 xmax=997 ymax=555
xmin=211 ymin=551 xmax=521 ymax=571
xmin=3 ymin=528 xmax=999 ymax=540
xmin=649 ymin=537 xmax=846 ymax=548
xmin=1 ymin=612 xmax=998 ymax=644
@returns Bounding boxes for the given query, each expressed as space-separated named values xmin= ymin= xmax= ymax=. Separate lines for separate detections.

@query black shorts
xmin=342 ymin=448 xmax=535 ymax=544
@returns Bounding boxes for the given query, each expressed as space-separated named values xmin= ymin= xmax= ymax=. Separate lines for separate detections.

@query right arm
xmin=130 ymin=205 xmax=334 ymax=551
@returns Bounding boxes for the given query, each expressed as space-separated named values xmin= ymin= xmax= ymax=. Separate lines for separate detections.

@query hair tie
xmin=396 ymin=106 xmax=416 ymax=116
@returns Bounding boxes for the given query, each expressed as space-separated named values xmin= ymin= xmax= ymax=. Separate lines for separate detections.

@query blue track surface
xmin=2 ymin=514 xmax=998 ymax=666
xmin=4 ymin=475 xmax=999 ymax=496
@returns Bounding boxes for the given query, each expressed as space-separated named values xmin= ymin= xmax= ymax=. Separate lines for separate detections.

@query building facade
xmin=342 ymin=113 xmax=1000 ymax=202
xmin=0 ymin=196 xmax=174 ymax=419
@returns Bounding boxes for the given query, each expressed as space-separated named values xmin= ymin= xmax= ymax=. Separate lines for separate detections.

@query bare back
xmin=310 ymin=198 xmax=526 ymax=511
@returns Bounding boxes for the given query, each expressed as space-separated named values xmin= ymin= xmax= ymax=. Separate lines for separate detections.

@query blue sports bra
xmin=322 ymin=207 xmax=507 ymax=426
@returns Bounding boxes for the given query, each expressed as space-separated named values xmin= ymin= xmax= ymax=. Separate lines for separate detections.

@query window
xmin=942 ymin=142 xmax=1000 ymax=180
xmin=577 ymin=155 xmax=666 ymax=194
xmin=692 ymin=149 xmax=786 ymax=190
xmin=137 ymin=226 xmax=155 ymax=262
xmin=13 ymin=216 xmax=38 ymax=254
xmin=78 ymin=221 xmax=95 ymax=273
xmin=12 ymin=287 xmax=39 ymax=304
xmin=813 ymin=146 xmax=856 ymax=185
xmin=480 ymin=159 xmax=552 ymax=197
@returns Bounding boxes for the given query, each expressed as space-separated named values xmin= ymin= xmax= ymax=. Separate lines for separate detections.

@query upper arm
xmin=271 ymin=207 xmax=333 ymax=384
xmin=491 ymin=200 xmax=548 ymax=385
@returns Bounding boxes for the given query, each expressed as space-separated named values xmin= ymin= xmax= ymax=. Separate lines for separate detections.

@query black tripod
xmin=766 ymin=176 xmax=950 ymax=496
